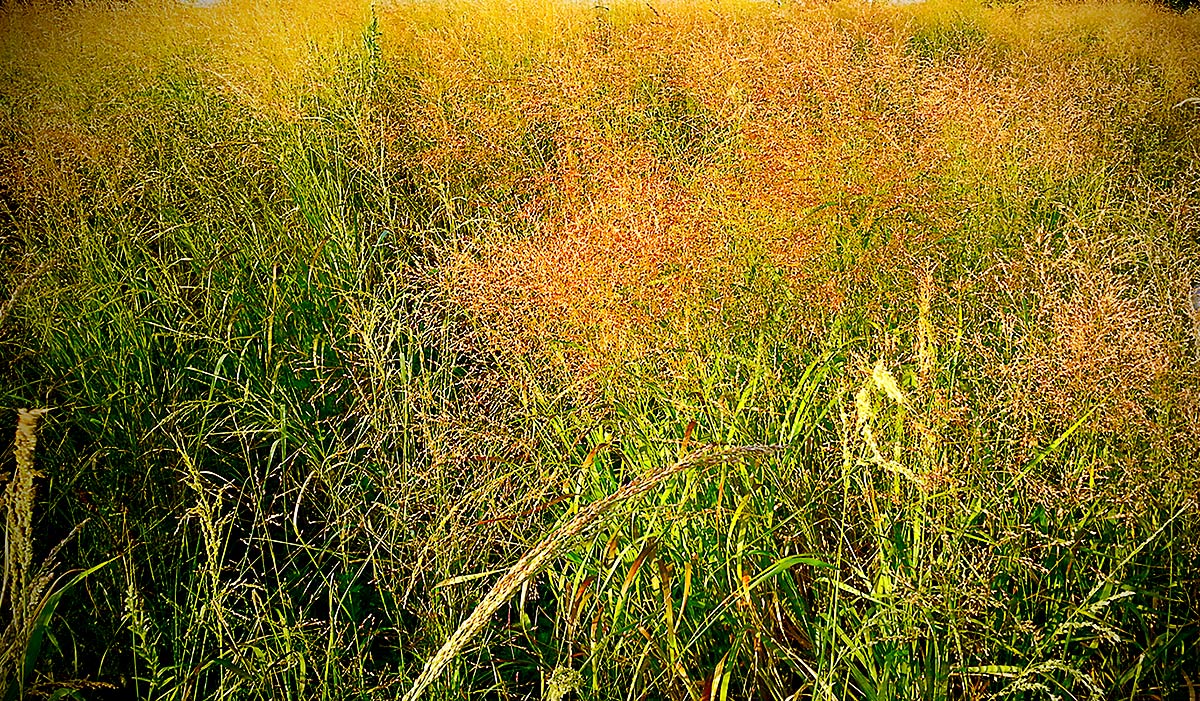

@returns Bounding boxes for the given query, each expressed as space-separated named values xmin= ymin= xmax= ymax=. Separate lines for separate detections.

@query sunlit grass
xmin=1 ymin=0 xmax=1198 ymax=699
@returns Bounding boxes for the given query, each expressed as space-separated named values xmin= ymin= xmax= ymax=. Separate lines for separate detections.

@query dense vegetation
xmin=1 ymin=0 xmax=1199 ymax=698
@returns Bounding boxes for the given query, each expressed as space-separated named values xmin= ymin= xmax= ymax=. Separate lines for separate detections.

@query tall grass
xmin=1 ymin=0 xmax=1198 ymax=698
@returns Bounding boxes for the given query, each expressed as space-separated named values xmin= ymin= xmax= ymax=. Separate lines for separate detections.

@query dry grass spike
xmin=400 ymin=442 xmax=778 ymax=701
xmin=5 ymin=409 xmax=50 ymax=617
xmin=2 ymin=408 xmax=51 ymax=694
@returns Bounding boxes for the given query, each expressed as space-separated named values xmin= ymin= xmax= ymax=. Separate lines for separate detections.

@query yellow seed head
xmin=6 ymin=408 xmax=49 ymax=626
xmin=872 ymin=361 xmax=907 ymax=406
xmin=855 ymin=386 xmax=875 ymax=428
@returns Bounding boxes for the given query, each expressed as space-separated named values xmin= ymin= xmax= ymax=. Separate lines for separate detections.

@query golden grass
xmin=1028 ymin=257 xmax=1175 ymax=434
xmin=0 ymin=0 xmax=370 ymax=118
xmin=4 ymin=0 xmax=1197 ymax=396
xmin=0 ymin=0 xmax=1195 ymax=393
xmin=389 ymin=0 xmax=1198 ymax=379
xmin=2 ymin=1 xmax=1199 ymax=695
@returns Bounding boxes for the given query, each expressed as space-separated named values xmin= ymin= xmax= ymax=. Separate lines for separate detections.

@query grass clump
xmin=1 ymin=0 xmax=1199 ymax=699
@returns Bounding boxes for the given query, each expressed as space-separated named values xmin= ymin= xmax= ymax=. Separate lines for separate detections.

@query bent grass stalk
xmin=400 ymin=443 xmax=779 ymax=701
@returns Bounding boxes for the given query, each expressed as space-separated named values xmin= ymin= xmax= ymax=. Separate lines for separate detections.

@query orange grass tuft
xmin=381 ymin=0 xmax=1200 ymax=377
xmin=1030 ymin=261 xmax=1174 ymax=434
xmin=7 ymin=0 xmax=1198 ymax=379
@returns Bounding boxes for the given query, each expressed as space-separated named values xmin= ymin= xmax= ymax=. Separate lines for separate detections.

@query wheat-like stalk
xmin=2 ymin=408 xmax=50 ymax=692
xmin=400 ymin=443 xmax=777 ymax=701
xmin=4 ymin=409 xmax=49 ymax=625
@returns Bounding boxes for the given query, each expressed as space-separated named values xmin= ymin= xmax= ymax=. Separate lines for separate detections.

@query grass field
xmin=1 ymin=0 xmax=1199 ymax=698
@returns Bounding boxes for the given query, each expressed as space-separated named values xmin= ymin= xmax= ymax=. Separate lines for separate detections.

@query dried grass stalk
xmin=2 ymin=408 xmax=50 ymax=692
xmin=4 ymin=409 xmax=49 ymax=621
xmin=400 ymin=443 xmax=777 ymax=701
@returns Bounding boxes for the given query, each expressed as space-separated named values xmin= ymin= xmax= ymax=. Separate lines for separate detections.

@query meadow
xmin=1 ymin=0 xmax=1199 ymax=698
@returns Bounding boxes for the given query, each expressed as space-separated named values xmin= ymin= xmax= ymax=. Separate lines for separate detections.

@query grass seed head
xmin=7 ymin=409 xmax=50 ymax=607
